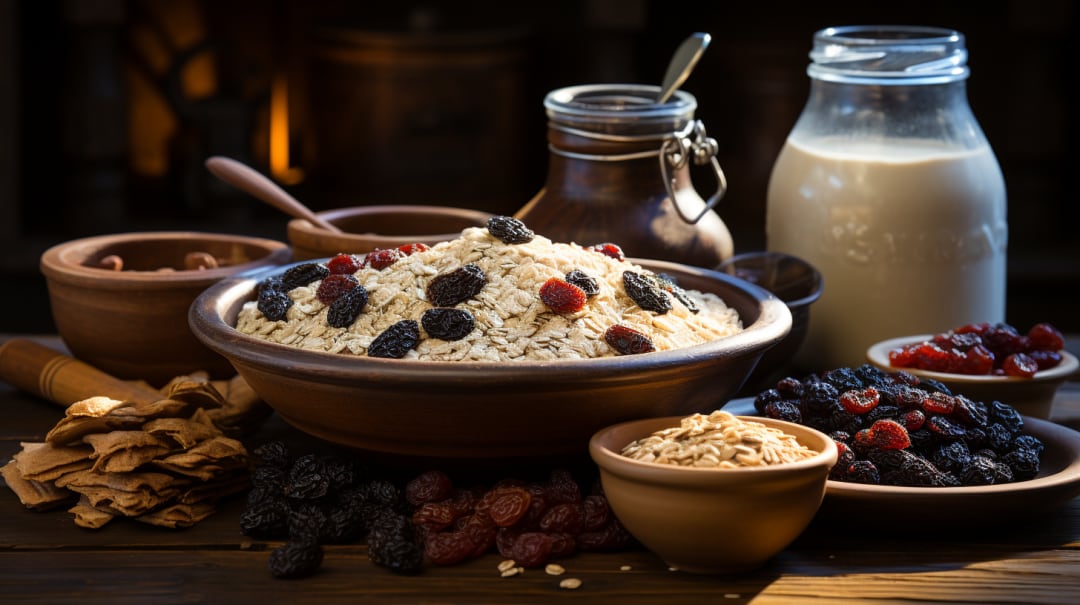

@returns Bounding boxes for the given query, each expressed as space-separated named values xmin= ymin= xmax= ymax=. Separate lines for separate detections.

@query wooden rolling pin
xmin=0 ymin=338 xmax=162 ymax=407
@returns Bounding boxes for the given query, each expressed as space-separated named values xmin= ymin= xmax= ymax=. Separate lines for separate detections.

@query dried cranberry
xmin=839 ymin=387 xmax=880 ymax=414
xmin=397 ymin=243 xmax=429 ymax=256
xmin=539 ymin=277 xmax=588 ymax=314
xmin=603 ymin=324 xmax=655 ymax=355
xmin=588 ymin=242 xmax=625 ymax=261
xmin=326 ymin=253 xmax=361 ymax=275
xmin=1001 ymin=353 xmax=1039 ymax=378
xmin=363 ymin=248 xmax=405 ymax=270
xmin=315 ymin=274 xmax=359 ymax=305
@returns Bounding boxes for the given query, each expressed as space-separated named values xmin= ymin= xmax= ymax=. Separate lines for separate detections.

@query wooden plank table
xmin=2 ymin=336 xmax=1078 ymax=605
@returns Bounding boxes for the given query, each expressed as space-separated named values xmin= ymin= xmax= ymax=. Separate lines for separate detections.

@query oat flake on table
xmin=235 ymin=227 xmax=743 ymax=361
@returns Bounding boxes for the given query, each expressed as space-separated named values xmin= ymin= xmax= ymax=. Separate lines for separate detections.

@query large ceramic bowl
xmin=288 ymin=205 xmax=494 ymax=260
xmin=589 ymin=414 xmax=837 ymax=574
xmin=41 ymin=231 xmax=291 ymax=386
xmin=867 ymin=335 xmax=1079 ymax=419
xmin=189 ymin=258 xmax=792 ymax=459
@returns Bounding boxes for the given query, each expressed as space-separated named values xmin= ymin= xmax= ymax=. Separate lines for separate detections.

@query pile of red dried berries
xmin=887 ymin=322 xmax=1066 ymax=377
xmin=239 ymin=442 xmax=631 ymax=579
xmin=755 ymin=364 xmax=1044 ymax=487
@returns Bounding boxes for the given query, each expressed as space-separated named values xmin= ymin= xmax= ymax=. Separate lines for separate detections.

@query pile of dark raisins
xmin=755 ymin=364 xmax=1044 ymax=487
xmin=240 ymin=442 xmax=631 ymax=579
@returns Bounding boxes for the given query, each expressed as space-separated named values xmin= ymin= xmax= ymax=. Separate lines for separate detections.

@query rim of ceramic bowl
xmin=40 ymin=231 xmax=291 ymax=290
xmin=589 ymin=415 xmax=838 ymax=483
xmin=287 ymin=205 xmax=495 ymax=240
xmin=189 ymin=257 xmax=793 ymax=383
xmin=867 ymin=335 xmax=1080 ymax=385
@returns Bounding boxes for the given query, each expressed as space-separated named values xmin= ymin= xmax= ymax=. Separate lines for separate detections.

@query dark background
xmin=1 ymin=0 xmax=1076 ymax=333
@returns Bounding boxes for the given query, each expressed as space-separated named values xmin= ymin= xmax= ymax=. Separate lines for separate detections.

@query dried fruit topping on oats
xmin=656 ymin=273 xmax=700 ymax=314
xmin=258 ymin=288 xmax=292 ymax=322
xmin=487 ymin=215 xmax=535 ymax=244
xmin=588 ymin=242 xmax=625 ymax=261
xmin=368 ymin=320 xmax=421 ymax=358
xmin=603 ymin=324 xmax=655 ymax=355
xmin=539 ymin=278 xmax=587 ymax=315
xmin=327 ymin=253 xmax=361 ymax=275
xmin=326 ymin=283 xmax=368 ymax=328
xmin=316 ymin=274 xmax=360 ymax=305
xmin=363 ymin=248 xmax=405 ymax=270
xmin=426 ymin=264 xmax=487 ymax=307
xmin=622 ymin=271 xmax=672 ymax=314
xmin=421 ymin=308 xmax=476 ymax=341
xmin=282 ymin=262 xmax=330 ymax=290
xmin=564 ymin=269 xmax=599 ymax=297
xmin=397 ymin=242 xmax=429 ymax=256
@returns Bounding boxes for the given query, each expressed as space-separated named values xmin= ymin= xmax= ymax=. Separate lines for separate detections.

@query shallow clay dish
xmin=589 ymin=414 xmax=837 ymax=574
xmin=867 ymin=335 xmax=1079 ymax=419
xmin=189 ymin=258 xmax=792 ymax=459
xmin=41 ymin=231 xmax=291 ymax=386
xmin=722 ymin=397 xmax=1080 ymax=528
xmin=288 ymin=205 xmax=494 ymax=260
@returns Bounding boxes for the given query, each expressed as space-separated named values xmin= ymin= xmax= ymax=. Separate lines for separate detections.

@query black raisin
xmin=240 ymin=499 xmax=289 ymax=539
xmin=931 ymin=441 xmax=972 ymax=474
xmin=1012 ymin=434 xmax=1044 ymax=455
xmin=268 ymin=540 xmax=324 ymax=579
xmin=823 ymin=367 xmax=862 ymax=393
xmin=252 ymin=441 xmax=291 ymax=469
xmin=655 ymin=273 xmax=699 ymax=313
xmin=763 ymin=400 xmax=802 ymax=423
xmin=986 ymin=423 xmax=1014 ymax=452
xmin=988 ymin=400 xmax=1024 ymax=434
xmin=961 ymin=455 xmax=999 ymax=485
xmin=487 ymin=215 xmax=535 ymax=244
xmin=257 ymin=288 xmax=292 ymax=322
xmin=1001 ymin=447 xmax=1041 ymax=480
xmin=564 ymin=270 xmax=600 ymax=297
xmin=917 ymin=378 xmax=953 ymax=396
xmin=846 ymin=460 xmax=880 ymax=484
xmin=288 ymin=502 xmax=331 ymax=543
xmin=854 ymin=364 xmax=893 ymax=389
xmin=753 ymin=388 xmax=783 ymax=414
xmin=282 ymin=262 xmax=330 ymax=290
xmin=326 ymin=283 xmax=368 ymax=328
xmin=421 ymin=308 xmax=475 ymax=341
xmin=368 ymin=320 xmax=420 ymax=359
xmin=426 ymin=264 xmax=487 ymax=307
xmin=622 ymin=271 xmax=672 ymax=314
xmin=367 ymin=509 xmax=424 ymax=574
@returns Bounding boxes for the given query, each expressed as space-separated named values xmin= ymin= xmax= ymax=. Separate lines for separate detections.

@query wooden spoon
xmin=204 ymin=156 xmax=343 ymax=233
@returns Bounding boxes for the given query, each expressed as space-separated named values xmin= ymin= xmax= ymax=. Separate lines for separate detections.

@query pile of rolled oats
xmin=620 ymin=410 xmax=818 ymax=468
xmin=235 ymin=220 xmax=743 ymax=361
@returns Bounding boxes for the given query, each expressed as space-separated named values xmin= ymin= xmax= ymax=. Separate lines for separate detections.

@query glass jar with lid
xmin=514 ymin=84 xmax=734 ymax=268
xmin=766 ymin=25 xmax=1007 ymax=369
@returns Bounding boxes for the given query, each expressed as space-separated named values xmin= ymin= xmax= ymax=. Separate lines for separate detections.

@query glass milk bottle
xmin=766 ymin=25 xmax=1007 ymax=370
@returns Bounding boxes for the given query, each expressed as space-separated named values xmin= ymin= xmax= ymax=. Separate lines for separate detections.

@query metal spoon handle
xmin=205 ymin=156 xmax=343 ymax=234
xmin=657 ymin=32 xmax=711 ymax=104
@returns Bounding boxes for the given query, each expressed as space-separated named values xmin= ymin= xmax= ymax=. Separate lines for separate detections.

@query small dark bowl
xmin=717 ymin=252 xmax=822 ymax=390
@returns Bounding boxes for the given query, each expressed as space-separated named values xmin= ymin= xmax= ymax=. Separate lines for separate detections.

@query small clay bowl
xmin=590 ymin=414 xmax=837 ymax=574
xmin=287 ymin=205 xmax=494 ymax=260
xmin=40 ymin=231 xmax=291 ymax=386
xmin=867 ymin=335 xmax=1079 ymax=419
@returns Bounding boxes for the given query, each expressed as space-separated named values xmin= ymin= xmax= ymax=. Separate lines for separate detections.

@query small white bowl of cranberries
xmin=867 ymin=322 xmax=1078 ymax=419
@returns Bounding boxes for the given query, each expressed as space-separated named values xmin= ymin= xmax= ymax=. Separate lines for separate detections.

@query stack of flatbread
xmin=1 ymin=374 xmax=260 ymax=529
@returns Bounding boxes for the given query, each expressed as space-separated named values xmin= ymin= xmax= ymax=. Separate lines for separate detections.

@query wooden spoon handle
xmin=0 ymin=339 xmax=162 ymax=407
xmin=204 ymin=156 xmax=343 ymax=234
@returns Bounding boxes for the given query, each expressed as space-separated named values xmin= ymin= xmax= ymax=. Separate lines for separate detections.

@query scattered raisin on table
xmin=268 ymin=540 xmax=324 ymax=579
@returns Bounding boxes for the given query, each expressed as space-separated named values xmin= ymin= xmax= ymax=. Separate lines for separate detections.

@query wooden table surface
xmin=2 ymin=336 xmax=1079 ymax=605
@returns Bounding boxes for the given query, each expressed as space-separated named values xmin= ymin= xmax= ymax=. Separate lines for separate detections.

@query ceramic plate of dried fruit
xmin=723 ymin=387 xmax=1080 ymax=531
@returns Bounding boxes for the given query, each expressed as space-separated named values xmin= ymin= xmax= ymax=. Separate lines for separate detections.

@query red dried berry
xmin=603 ymin=324 xmax=655 ymax=355
xmin=397 ymin=242 xmax=429 ymax=256
xmin=866 ymin=419 xmax=911 ymax=450
xmin=900 ymin=409 xmax=926 ymax=431
xmin=485 ymin=487 xmax=532 ymax=528
xmin=405 ymin=470 xmax=453 ymax=506
xmin=364 ymin=248 xmax=405 ymax=270
xmin=1001 ymin=352 xmax=1039 ymax=378
xmin=588 ymin=242 xmax=625 ymax=261
xmin=539 ymin=277 xmax=587 ymax=314
xmin=1027 ymin=322 xmax=1065 ymax=351
xmin=839 ymin=387 xmax=880 ymax=414
xmin=511 ymin=532 xmax=554 ymax=568
xmin=922 ymin=392 xmax=957 ymax=415
xmin=425 ymin=531 xmax=475 ymax=566
xmin=315 ymin=274 xmax=359 ymax=305
xmin=326 ymin=253 xmax=361 ymax=275
xmin=1028 ymin=349 xmax=1063 ymax=371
